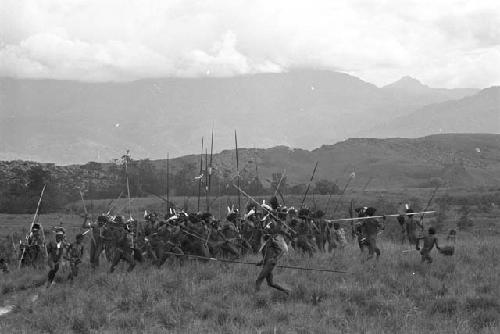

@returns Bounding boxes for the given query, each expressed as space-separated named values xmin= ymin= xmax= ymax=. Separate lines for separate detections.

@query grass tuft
xmin=429 ymin=297 xmax=458 ymax=315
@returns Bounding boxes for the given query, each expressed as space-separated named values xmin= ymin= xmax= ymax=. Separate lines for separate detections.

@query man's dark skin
xmin=362 ymin=215 xmax=385 ymax=260
xmin=417 ymin=227 xmax=441 ymax=263
xmin=66 ymin=234 xmax=85 ymax=281
xmin=255 ymin=235 xmax=289 ymax=294
xmin=46 ymin=232 xmax=68 ymax=287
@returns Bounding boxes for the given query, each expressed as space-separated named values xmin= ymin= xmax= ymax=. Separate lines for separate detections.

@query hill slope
xmin=2 ymin=134 xmax=499 ymax=196
xmin=364 ymin=87 xmax=500 ymax=138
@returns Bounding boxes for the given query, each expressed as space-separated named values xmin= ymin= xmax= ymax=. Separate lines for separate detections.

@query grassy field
xmin=0 ymin=191 xmax=499 ymax=333
xmin=0 ymin=235 xmax=499 ymax=333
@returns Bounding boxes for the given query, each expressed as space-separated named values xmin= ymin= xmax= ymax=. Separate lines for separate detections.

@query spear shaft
xmin=274 ymin=170 xmax=287 ymax=197
xmin=423 ymin=184 xmax=441 ymax=213
xmin=362 ymin=177 xmax=373 ymax=192
xmin=325 ymin=210 xmax=436 ymax=223
xmin=162 ymin=251 xmax=349 ymax=273
xmin=254 ymin=146 xmax=259 ymax=181
xmin=207 ymin=130 xmax=214 ymax=212
xmin=79 ymin=190 xmax=89 ymax=217
xmin=332 ymin=173 xmax=355 ymax=214
xmin=19 ymin=184 xmax=47 ymax=268
xmin=30 ymin=185 xmax=46 ymax=234
xmin=197 ymin=137 xmax=204 ymax=212
xmin=300 ymin=161 xmax=319 ymax=207
xmin=124 ymin=153 xmax=132 ymax=220
xmin=420 ymin=184 xmax=441 ymax=230
xmin=205 ymin=148 xmax=209 ymax=212
xmin=166 ymin=153 xmax=170 ymax=214
xmin=235 ymin=130 xmax=241 ymax=213
xmin=106 ymin=191 xmax=123 ymax=215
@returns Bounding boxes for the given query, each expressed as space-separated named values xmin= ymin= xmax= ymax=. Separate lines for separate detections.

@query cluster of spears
xmin=6 ymin=135 xmax=454 ymax=292
xmin=8 ymin=180 xmax=455 ymax=293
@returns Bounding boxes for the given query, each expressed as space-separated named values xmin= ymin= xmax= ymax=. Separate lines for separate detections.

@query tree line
xmin=0 ymin=157 xmax=341 ymax=214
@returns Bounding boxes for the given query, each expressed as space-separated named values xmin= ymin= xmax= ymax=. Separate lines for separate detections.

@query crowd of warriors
xmin=4 ymin=197 xmax=447 ymax=293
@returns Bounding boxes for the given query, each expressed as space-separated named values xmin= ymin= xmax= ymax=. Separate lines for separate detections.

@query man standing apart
xmin=255 ymin=234 xmax=290 ymax=295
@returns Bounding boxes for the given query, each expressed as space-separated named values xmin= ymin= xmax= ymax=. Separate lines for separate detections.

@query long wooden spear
xmin=274 ymin=170 xmax=287 ymax=197
xmin=273 ymin=170 xmax=287 ymax=205
xmin=204 ymin=148 xmax=209 ymax=212
xmin=10 ymin=234 xmax=17 ymax=262
xmin=362 ymin=177 xmax=373 ymax=192
xmin=254 ymin=146 xmax=259 ymax=182
xmin=106 ymin=191 xmax=124 ymax=215
xmin=423 ymin=184 xmax=441 ymax=213
xmin=19 ymin=184 xmax=46 ymax=268
xmin=30 ymin=185 xmax=46 ymax=234
xmin=166 ymin=153 xmax=170 ymax=214
xmin=88 ymin=170 xmax=94 ymax=219
xmin=419 ymin=184 xmax=441 ymax=230
xmin=197 ymin=137 xmax=204 ymax=212
xmin=218 ymin=183 xmax=222 ymax=220
xmin=139 ymin=185 xmax=171 ymax=208
xmin=332 ymin=171 xmax=355 ymax=214
xmin=322 ymin=178 xmax=338 ymax=217
xmin=235 ymin=130 xmax=241 ymax=213
xmin=207 ymin=130 xmax=214 ymax=212
xmin=300 ymin=161 xmax=319 ymax=208
xmin=162 ymin=251 xmax=349 ymax=273
xmin=325 ymin=210 xmax=436 ymax=223
xmin=79 ymin=190 xmax=89 ymax=219
xmin=349 ymin=199 xmax=356 ymax=240
xmin=124 ymin=150 xmax=132 ymax=220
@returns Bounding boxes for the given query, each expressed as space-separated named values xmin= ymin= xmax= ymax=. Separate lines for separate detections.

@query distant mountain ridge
xmin=0 ymin=70 xmax=481 ymax=164
xmin=383 ymin=76 xmax=478 ymax=100
xmin=364 ymin=87 xmax=500 ymax=138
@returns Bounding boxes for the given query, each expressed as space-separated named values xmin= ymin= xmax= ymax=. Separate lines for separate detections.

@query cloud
xmin=0 ymin=0 xmax=499 ymax=88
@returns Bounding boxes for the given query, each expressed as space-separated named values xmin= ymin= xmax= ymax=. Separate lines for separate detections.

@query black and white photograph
xmin=0 ymin=0 xmax=499 ymax=333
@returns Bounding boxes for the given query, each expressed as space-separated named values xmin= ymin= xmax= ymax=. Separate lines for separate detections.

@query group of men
xmin=3 ymin=196 xmax=445 ymax=294
xmin=15 ymin=223 xmax=85 ymax=287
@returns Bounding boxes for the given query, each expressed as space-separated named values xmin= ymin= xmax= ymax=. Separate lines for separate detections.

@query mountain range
xmin=1 ymin=69 xmax=497 ymax=165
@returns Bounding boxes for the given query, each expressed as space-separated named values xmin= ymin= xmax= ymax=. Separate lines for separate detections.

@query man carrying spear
xmin=19 ymin=185 xmax=48 ymax=268
xmin=255 ymin=233 xmax=290 ymax=295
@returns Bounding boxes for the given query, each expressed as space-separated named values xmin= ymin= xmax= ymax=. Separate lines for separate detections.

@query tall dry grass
xmin=1 ymin=234 xmax=499 ymax=333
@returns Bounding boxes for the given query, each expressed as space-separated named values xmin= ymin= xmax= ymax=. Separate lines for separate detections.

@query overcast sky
xmin=1 ymin=0 xmax=499 ymax=88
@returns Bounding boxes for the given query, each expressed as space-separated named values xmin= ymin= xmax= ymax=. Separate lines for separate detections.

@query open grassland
xmin=1 ymin=236 xmax=499 ymax=333
xmin=1 ymin=190 xmax=498 ymax=333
